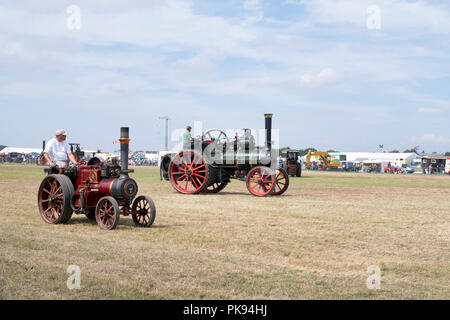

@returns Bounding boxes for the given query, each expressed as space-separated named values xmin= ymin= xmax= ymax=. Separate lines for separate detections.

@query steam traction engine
xmin=282 ymin=149 xmax=302 ymax=177
xmin=37 ymin=128 xmax=156 ymax=230
xmin=160 ymin=114 xmax=289 ymax=197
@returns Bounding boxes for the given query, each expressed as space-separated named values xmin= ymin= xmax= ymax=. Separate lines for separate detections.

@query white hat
xmin=56 ymin=129 xmax=67 ymax=136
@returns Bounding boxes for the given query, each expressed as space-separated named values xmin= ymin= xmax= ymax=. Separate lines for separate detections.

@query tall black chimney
xmin=120 ymin=127 xmax=130 ymax=175
xmin=264 ymin=114 xmax=272 ymax=154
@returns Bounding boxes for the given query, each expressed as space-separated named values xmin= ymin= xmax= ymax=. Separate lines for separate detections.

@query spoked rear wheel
xmin=272 ymin=168 xmax=289 ymax=196
xmin=168 ymin=151 xmax=210 ymax=194
xmin=95 ymin=196 xmax=120 ymax=230
xmin=37 ymin=174 xmax=73 ymax=224
xmin=246 ymin=166 xmax=275 ymax=197
xmin=132 ymin=195 xmax=156 ymax=227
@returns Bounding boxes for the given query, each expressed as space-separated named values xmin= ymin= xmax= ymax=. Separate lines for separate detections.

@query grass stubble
xmin=0 ymin=164 xmax=448 ymax=299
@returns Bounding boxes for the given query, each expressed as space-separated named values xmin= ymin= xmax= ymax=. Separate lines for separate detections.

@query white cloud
xmin=241 ymin=0 xmax=264 ymax=25
xmin=0 ymin=0 xmax=450 ymax=152
xmin=287 ymin=0 xmax=450 ymax=34
xmin=3 ymin=42 xmax=24 ymax=56
xmin=248 ymin=76 xmax=281 ymax=88
xmin=243 ymin=0 xmax=262 ymax=11
xmin=175 ymin=54 xmax=216 ymax=70
xmin=417 ymin=107 xmax=444 ymax=114
xmin=300 ymin=68 xmax=341 ymax=88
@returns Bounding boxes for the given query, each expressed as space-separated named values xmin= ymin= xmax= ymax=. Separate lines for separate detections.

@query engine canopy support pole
xmin=165 ymin=118 xmax=169 ymax=151
xmin=159 ymin=116 xmax=170 ymax=151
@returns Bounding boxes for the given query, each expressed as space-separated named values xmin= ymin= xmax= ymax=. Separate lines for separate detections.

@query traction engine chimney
xmin=120 ymin=127 xmax=130 ymax=175
xmin=264 ymin=113 xmax=272 ymax=154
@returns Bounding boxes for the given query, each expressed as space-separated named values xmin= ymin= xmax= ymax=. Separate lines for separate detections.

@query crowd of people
xmin=0 ymin=151 xmax=159 ymax=167
xmin=128 ymin=152 xmax=158 ymax=166
xmin=0 ymin=153 xmax=43 ymax=164
xmin=422 ymin=163 xmax=446 ymax=175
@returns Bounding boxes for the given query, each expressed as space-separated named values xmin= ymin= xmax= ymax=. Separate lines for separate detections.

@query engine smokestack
xmin=264 ymin=114 xmax=272 ymax=154
xmin=120 ymin=127 xmax=130 ymax=175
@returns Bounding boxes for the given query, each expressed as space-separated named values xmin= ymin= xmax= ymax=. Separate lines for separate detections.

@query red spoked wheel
xmin=204 ymin=182 xmax=228 ymax=193
xmin=272 ymin=168 xmax=289 ymax=196
xmin=37 ymin=174 xmax=73 ymax=224
xmin=246 ymin=166 xmax=275 ymax=197
xmin=132 ymin=195 xmax=156 ymax=227
xmin=168 ymin=151 xmax=210 ymax=194
xmin=95 ymin=196 xmax=120 ymax=230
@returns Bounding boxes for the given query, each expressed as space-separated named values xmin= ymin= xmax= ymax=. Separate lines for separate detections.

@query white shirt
xmin=44 ymin=138 xmax=71 ymax=162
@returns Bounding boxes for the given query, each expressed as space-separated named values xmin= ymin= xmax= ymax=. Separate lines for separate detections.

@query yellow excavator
xmin=306 ymin=150 xmax=340 ymax=170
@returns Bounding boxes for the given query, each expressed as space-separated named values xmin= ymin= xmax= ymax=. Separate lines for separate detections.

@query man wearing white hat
xmin=43 ymin=129 xmax=77 ymax=168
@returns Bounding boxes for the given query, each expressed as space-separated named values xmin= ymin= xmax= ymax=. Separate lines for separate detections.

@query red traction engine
xmin=160 ymin=114 xmax=289 ymax=197
xmin=37 ymin=127 xmax=156 ymax=230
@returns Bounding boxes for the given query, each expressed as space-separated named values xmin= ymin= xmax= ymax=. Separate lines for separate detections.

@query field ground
xmin=0 ymin=164 xmax=449 ymax=299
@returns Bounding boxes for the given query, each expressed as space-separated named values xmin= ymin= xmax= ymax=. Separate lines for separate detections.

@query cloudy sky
xmin=1 ymin=0 xmax=450 ymax=153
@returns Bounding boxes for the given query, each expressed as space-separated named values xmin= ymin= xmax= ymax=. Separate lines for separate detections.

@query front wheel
xmin=95 ymin=196 xmax=120 ymax=230
xmin=296 ymin=165 xmax=302 ymax=177
xmin=132 ymin=195 xmax=156 ymax=227
xmin=246 ymin=166 xmax=275 ymax=197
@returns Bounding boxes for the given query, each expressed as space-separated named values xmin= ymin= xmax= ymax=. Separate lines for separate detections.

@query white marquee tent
xmin=329 ymin=152 xmax=418 ymax=164
xmin=0 ymin=147 xmax=42 ymax=155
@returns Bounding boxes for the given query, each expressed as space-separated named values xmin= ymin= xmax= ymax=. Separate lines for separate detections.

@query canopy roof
xmin=0 ymin=147 xmax=42 ymax=155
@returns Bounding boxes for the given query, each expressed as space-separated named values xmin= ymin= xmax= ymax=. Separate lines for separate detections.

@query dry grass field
xmin=0 ymin=164 xmax=449 ymax=299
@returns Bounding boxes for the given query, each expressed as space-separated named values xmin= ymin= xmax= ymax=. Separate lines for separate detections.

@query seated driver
xmin=43 ymin=129 xmax=77 ymax=168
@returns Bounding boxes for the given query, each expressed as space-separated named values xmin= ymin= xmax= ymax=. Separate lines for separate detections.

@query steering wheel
xmin=202 ymin=129 xmax=229 ymax=145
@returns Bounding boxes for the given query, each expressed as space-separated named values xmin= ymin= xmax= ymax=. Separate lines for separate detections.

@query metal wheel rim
xmin=96 ymin=198 xmax=117 ymax=229
xmin=38 ymin=176 xmax=64 ymax=223
xmin=134 ymin=198 xmax=152 ymax=225
xmin=247 ymin=167 xmax=274 ymax=196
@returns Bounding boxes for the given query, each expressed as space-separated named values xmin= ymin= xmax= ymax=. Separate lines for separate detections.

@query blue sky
xmin=0 ymin=0 xmax=450 ymax=153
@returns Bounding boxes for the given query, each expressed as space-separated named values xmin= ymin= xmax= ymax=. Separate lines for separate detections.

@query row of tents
xmin=300 ymin=151 xmax=450 ymax=174
xmin=0 ymin=147 xmax=42 ymax=155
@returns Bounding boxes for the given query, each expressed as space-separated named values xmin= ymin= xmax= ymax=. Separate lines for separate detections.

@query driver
xmin=183 ymin=126 xmax=193 ymax=150
xmin=43 ymin=129 xmax=77 ymax=168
